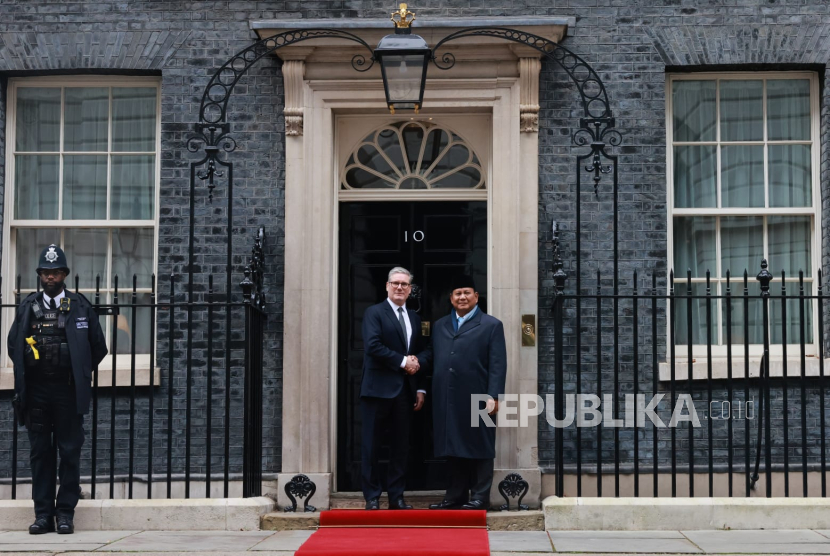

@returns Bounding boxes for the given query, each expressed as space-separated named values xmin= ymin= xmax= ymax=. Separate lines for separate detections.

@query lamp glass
xmin=382 ymin=54 xmax=426 ymax=104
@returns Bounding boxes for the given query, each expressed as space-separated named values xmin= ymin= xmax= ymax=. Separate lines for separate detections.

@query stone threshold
xmin=0 ymin=497 xmax=275 ymax=531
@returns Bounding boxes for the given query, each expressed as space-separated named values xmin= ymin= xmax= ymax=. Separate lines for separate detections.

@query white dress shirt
xmin=387 ymin=298 xmax=425 ymax=395
xmin=42 ymin=289 xmax=66 ymax=309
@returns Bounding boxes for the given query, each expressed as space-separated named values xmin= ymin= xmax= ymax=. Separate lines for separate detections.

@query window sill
xmin=658 ymin=357 xmax=830 ymax=381
xmin=0 ymin=366 xmax=161 ymax=391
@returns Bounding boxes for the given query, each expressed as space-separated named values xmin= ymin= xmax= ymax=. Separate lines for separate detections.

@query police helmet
xmin=35 ymin=244 xmax=70 ymax=275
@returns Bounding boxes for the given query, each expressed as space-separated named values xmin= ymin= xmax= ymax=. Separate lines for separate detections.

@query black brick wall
xmin=0 ymin=0 xmax=827 ymax=484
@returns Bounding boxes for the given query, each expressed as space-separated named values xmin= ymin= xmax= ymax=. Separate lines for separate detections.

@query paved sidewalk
xmin=2 ymin=529 xmax=830 ymax=554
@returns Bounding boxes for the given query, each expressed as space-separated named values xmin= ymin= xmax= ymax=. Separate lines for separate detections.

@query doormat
xmin=295 ymin=509 xmax=489 ymax=556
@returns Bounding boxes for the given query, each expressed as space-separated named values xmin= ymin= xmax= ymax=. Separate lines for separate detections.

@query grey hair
xmin=388 ymin=267 xmax=413 ymax=283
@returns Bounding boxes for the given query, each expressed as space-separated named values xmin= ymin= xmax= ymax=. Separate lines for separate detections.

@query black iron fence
xmin=0 ymin=230 xmax=266 ymax=500
xmin=551 ymin=250 xmax=829 ymax=498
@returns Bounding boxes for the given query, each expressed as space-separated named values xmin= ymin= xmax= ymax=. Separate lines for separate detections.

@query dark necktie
xmin=398 ymin=307 xmax=408 ymax=350
xmin=49 ymin=298 xmax=57 ymax=310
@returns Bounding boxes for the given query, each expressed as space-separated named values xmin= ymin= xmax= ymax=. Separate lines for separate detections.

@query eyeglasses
xmin=39 ymin=269 xmax=66 ymax=278
xmin=388 ymin=281 xmax=411 ymax=289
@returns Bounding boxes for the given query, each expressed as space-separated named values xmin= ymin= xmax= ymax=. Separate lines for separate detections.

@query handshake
xmin=404 ymin=355 xmax=420 ymax=375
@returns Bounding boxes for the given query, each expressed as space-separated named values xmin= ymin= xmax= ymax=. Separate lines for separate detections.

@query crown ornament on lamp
xmin=375 ymin=3 xmax=431 ymax=114
xmin=391 ymin=3 xmax=416 ymax=28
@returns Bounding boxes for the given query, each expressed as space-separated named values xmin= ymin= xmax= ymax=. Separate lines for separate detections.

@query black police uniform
xmin=8 ymin=245 xmax=107 ymax=533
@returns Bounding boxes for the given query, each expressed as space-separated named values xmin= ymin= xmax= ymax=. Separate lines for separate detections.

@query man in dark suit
xmin=8 ymin=245 xmax=108 ymax=534
xmin=422 ymin=275 xmax=506 ymax=510
xmin=360 ymin=267 xmax=428 ymax=510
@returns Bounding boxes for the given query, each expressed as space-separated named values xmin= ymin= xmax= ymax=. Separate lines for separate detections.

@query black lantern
xmin=375 ymin=4 xmax=431 ymax=114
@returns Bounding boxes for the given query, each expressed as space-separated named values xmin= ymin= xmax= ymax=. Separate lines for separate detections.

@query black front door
xmin=337 ymin=201 xmax=487 ymax=492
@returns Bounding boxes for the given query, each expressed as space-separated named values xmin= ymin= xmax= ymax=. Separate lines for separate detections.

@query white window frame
xmin=0 ymin=76 xmax=162 ymax=390
xmin=666 ymin=71 xmax=822 ymax=366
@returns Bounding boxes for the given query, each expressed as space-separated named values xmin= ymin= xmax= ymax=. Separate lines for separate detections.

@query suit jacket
xmin=360 ymin=300 xmax=428 ymax=399
xmin=8 ymin=291 xmax=108 ymax=415
xmin=419 ymin=308 xmax=507 ymax=459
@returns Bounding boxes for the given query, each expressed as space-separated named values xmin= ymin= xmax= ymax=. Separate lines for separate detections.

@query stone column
xmin=277 ymin=49 xmax=334 ymax=510
xmin=491 ymin=54 xmax=543 ymax=509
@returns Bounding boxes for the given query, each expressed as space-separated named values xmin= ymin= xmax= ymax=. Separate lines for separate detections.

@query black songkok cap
xmin=451 ymin=274 xmax=476 ymax=292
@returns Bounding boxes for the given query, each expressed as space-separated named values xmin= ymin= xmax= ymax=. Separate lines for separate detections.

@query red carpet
xmin=295 ymin=510 xmax=489 ymax=556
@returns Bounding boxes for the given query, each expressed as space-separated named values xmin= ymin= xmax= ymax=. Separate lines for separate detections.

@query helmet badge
xmin=45 ymin=246 xmax=59 ymax=263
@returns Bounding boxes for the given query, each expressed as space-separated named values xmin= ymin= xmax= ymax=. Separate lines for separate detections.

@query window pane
xmin=721 ymin=146 xmax=764 ymax=207
xmin=345 ymin=166 xmax=394 ymax=189
xmin=64 ymin=88 xmax=108 ymax=152
xmin=721 ymin=216 xmax=763 ymax=278
xmin=431 ymin=144 xmax=471 ymax=179
xmin=63 ymin=229 xmax=108 ymax=291
xmin=16 ymin=88 xmax=60 ymax=152
xmin=111 ymin=156 xmax=155 ymax=219
xmin=115 ymin=293 xmax=153 ymax=354
xmin=112 ymin=88 xmax=157 ymax=151
xmin=674 ymin=146 xmax=716 ymax=208
xmin=355 ymin=144 xmax=398 ymax=180
xmin=768 ymin=216 xmax=811 ymax=278
xmin=672 ymin=81 xmax=716 ymax=142
xmin=112 ymin=228 xmax=154 ymax=288
xmin=64 ymin=155 xmax=107 ymax=219
xmin=673 ymin=282 xmax=715 ymax=346
xmin=673 ymin=216 xmax=715 ymax=278
xmin=769 ymin=145 xmax=811 ymax=207
xmin=767 ymin=79 xmax=810 ymax=141
xmin=720 ymin=80 xmax=763 ymax=141
xmin=14 ymin=155 xmax=58 ymax=219
xmin=376 ymin=128 xmax=406 ymax=174
xmin=432 ymin=166 xmax=482 ymax=189
xmin=15 ymin=228 xmax=60 ymax=290
xmin=722 ymin=281 xmax=763 ymax=345
xmin=420 ymin=128 xmax=450 ymax=174
xmin=770 ymin=292 xmax=814 ymax=345
xmin=401 ymin=124 xmax=424 ymax=171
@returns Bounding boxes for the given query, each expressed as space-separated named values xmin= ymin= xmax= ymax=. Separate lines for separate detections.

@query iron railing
xmin=0 ymin=230 xmax=266 ymax=500
xmin=551 ymin=238 xmax=829 ymax=498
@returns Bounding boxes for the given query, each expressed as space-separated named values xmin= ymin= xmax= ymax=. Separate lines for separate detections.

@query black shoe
xmin=56 ymin=516 xmax=74 ymax=535
xmin=389 ymin=497 xmax=412 ymax=510
xmin=461 ymin=499 xmax=489 ymax=510
xmin=428 ymin=499 xmax=463 ymax=510
xmin=29 ymin=515 xmax=55 ymax=535
xmin=365 ymin=497 xmax=380 ymax=510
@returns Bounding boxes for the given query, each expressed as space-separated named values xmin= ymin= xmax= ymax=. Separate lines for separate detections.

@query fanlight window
xmin=341 ymin=121 xmax=485 ymax=190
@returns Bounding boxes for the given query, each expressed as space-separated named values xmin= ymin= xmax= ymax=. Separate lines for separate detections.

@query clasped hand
xmin=404 ymin=355 xmax=420 ymax=375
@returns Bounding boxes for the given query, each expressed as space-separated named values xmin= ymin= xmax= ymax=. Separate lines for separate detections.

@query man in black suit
xmin=422 ymin=275 xmax=506 ymax=511
xmin=360 ymin=267 xmax=427 ymax=510
xmin=8 ymin=245 xmax=108 ymax=534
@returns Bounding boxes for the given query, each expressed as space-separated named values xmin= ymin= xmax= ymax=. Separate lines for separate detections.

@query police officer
xmin=8 ymin=245 xmax=107 ymax=534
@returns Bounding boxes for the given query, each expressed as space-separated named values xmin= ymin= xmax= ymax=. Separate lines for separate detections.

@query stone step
xmin=261 ymin=509 xmax=544 ymax=531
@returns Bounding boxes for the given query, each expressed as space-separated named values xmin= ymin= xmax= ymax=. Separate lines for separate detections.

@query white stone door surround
xmin=250 ymin=16 xmax=571 ymax=510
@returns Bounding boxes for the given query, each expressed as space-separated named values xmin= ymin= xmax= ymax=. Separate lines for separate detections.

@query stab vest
xmin=25 ymin=296 xmax=71 ymax=374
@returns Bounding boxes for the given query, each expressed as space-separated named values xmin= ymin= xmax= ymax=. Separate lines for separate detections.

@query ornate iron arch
xmin=187 ymin=25 xmax=622 ymax=285
xmin=198 ymin=29 xmax=375 ymax=126
xmin=187 ymin=25 xmax=624 ymax=500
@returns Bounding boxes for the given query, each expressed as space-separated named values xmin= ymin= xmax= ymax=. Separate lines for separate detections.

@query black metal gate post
xmin=552 ymin=225 xmax=568 ymax=496
xmin=757 ymin=259 xmax=773 ymax=497
xmin=241 ymin=229 xmax=266 ymax=498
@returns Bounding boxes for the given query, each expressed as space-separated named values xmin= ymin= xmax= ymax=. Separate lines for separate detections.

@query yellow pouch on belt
xmin=25 ymin=337 xmax=40 ymax=360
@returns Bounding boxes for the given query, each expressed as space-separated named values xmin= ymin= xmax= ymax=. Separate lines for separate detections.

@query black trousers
xmin=360 ymin=386 xmax=412 ymax=502
xmin=26 ymin=378 xmax=84 ymax=519
xmin=445 ymin=456 xmax=494 ymax=505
